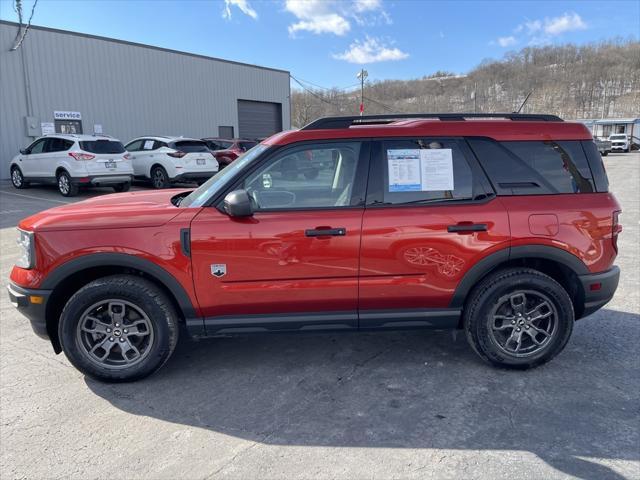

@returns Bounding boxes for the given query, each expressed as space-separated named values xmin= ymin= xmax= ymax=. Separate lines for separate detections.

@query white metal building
xmin=579 ymin=118 xmax=640 ymax=145
xmin=0 ymin=21 xmax=291 ymax=180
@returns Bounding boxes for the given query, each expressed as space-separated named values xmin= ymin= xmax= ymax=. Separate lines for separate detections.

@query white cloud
xmin=223 ymin=0 xmax=258 ymax=20
xmin=497 ymin=36 xmax=517 ymax=47
xmin=285 ymin=0 xmax=388 ymax=36
xmin=544 ymin=12 xmax=587 ymax=35
xmin=333 ymin=37 xmax=408 ymax=64
xmin=495 ymin=12 xmax=587 ymax=47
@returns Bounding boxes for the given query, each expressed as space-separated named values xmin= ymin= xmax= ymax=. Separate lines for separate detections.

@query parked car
xmin=595 ymin=138 xmax=611 ymax=156
xmin=10 ymin=134 xmax=133 ymax=197
xmin=608 ymin=134 xmax=631 ymax=152
xmin=201 ymin=138 xmax=257 ymax=168
xmin=125 ymin=136 xmax=219 ymax=188
xmin=8 ymin=113 xmax=621 ymax=382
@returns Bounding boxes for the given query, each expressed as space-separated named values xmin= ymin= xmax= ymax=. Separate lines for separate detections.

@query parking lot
xmin=0 ymin=153 xmax=638 ymax=480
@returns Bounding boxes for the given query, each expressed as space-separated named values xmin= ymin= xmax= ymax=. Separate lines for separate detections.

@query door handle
xmin=447 ymin=223 xmax=488 ymax=233
xmin=305 ymin=227 xmax=346 ymax=237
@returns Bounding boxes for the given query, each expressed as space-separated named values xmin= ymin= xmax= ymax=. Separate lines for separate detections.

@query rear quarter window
xmin=80 ymin=140 xmax=126 ymax=154
xmin=467 ymin=138 xmax=596 ymax=195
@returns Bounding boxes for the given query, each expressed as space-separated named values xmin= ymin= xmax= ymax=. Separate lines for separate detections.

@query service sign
xmin=54 ymin=111 xmax=82 ymax=120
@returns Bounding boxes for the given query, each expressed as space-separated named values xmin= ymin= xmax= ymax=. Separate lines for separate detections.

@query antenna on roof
xmin=515 ymin=90 xmax=534 ymax=114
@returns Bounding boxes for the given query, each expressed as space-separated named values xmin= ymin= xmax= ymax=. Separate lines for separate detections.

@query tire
xmin=151 ymin=166 xmax=169 ymax=189
xmin=113 ymin=182 xmax=131 ymax=193
xmin=601 ymin=151 xmax=608 ymax=157
xmin=58 ymin=275 xmax=179 ymax=382
xmin=303 ymin=168 xmax=319 ymax=180
xmin=57 ymin=171 xmax=79 ymax=197
xmin=10 ymin=166 xmax=29 ymax=189
xmin=464 ymin=268 xmax=574 ymax=369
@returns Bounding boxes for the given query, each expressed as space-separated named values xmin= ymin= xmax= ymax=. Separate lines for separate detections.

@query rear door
xmin=171 ymin=140 xmax=218 ymax=173
xmin=189 ymin=140 xmax=369 ymax=334
xmin=79 ymin=139 xmax=128 ymax=175
xmin=358 ymin=137 xmax=510 ymax=329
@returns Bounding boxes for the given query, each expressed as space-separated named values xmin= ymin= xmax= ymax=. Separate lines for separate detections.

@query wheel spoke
xmin=81 ymin=317 xmax=110 ymax=335
xmin=526 ymin=301 xmax=552 ymax=319
xmin=119 ymin=338 xmax=141 ymax=363
xmin=509 ymin=293 xmax=527 ymax=315
xmin=493 ymin=315 xmax=516 ymax=331
xmin=124 ymin=320 xmax=150 ymax=337
xmin=90 ymin=337 xmax=115 ymax=360
xmin=108 ymin=302 xmax=126 ymax=325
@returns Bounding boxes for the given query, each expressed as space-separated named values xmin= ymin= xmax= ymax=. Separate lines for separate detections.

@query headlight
xmin=15 ymin=229 xmax=35 ymax=269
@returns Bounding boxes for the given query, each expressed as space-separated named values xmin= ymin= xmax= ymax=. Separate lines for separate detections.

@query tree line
xmin=291 ymin=39 xmax=640 ymax=127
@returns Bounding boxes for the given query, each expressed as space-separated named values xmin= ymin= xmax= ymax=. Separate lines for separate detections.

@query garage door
xmin=238 ymin=100 xmax=283 ymax=140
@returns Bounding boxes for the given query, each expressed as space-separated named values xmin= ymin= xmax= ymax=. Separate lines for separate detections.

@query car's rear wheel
xmin=57 ymin=171 xmax=79 ymax=197
xmin=59 ymin=275 xmax=179 ymax=382
xmin=113 ymin=182 xmax=131 ymax=193
xmin=464 ymin=268 xmax=574 ymax=369
xmin=10 ymin=166 xmax=29 ymax=189
xmin=601 ymin=151 xmax=608 ymax=157
xmin=151 ymin=166 xmax=169 ymax=189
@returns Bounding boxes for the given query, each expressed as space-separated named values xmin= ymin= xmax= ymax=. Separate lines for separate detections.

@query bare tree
xmin=10 ymin=0 xmax=39 ymax=51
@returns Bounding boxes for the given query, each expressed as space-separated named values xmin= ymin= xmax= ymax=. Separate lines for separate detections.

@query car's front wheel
xmin=10 ymin=166 xmax=29 ymax=189
xmin=57 ymin=171 xmax=79 ymax=197
xmin=59 ymin=275 xmax=179 ymax=382
xmin=464 ymin=268 xmax=574 ymax=369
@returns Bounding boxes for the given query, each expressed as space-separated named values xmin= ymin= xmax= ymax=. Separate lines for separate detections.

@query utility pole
xmin=357 ymin=69 xmax=368 ymax=116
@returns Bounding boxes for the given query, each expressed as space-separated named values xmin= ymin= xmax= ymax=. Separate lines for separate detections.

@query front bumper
xmin=7 ymin=283 xmax=52 ymax=339
xmin=578 ymin=266 xmax=620 ymax=318
xmin=173 ymin=171 xmax=218 ymax=183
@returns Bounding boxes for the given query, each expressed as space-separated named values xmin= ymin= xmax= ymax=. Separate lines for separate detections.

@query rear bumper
xmin=74 ymin=175 xmax=133 ymax=186
xmin=173 ymin=171 xmax=218 ymax=182
xmin=578 ymin=266 xmax=620 ymax=318
xmin=6 ymin=283 xmax=52 ymax=339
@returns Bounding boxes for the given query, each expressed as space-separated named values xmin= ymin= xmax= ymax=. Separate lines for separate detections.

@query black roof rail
xmin=301 ymin=113 xmax=564 ymax=130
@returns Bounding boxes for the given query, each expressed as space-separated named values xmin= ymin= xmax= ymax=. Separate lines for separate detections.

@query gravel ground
xmin=1 ymin=153 xmax=638 ymax=480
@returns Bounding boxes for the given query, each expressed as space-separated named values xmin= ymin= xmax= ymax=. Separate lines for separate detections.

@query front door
xmin=190 ymin=140 xmax=369 ymax=334
xmin=22 ymin=138 xmax=49 ymax=177
xmin=358 ymin=137 xmax=510 ymax=328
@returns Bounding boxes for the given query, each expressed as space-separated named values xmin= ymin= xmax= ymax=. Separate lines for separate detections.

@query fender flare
xmin=41 ymin=252 xmax=198 ymax=319
xmin=449 ymin=245 xmax=589 ymax=309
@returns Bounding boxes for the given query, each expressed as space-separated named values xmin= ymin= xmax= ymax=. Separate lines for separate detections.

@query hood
xmin=19 ymin=189 xmax=193 ymax=232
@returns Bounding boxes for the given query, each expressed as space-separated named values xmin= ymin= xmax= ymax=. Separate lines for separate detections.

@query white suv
xmin=124 ymin=136 xmax=219 ymax=188
xmin=608 ymin=134 xmax=631 ymax=153
xmin=10 ymin=134 xmax=134 ymax=197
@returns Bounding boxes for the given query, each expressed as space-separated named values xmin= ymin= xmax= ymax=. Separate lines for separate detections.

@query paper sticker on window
xmin=387 ymin=149 xmax=421 ymax=192
xmin=143 ymin=140 xmax=154 ymax=150
xmin=387 ymin=148 xmax=454 ymax=192
xmin=420 ymin=149 xmax=454 ymax=191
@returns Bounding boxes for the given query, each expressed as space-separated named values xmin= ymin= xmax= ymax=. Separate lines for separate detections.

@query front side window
xmin=242 ymin=142 xmax=361 ymax=210
xmin=27 ymin=139 xmax=47 ymax=155
xmin=380 ymin=139 xmax=474 ymax=205
xmin=125 ymin=140 xmax=144 ymax=152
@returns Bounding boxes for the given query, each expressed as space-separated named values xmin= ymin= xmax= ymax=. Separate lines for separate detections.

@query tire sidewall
xmin=11 ymin=166 xmax=24 ymax=188
xmin=59 ymin=277 xmax=176 ymax=382
xmin=151 ymin=167 xmax=168 ymax=189
xmin=470 ymin=272 xmax=574 ymax=367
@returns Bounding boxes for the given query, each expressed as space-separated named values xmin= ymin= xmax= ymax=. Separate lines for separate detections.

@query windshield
xmin=173 ymin=140 xmax=209 ymax=153
xmin=180 ymin=144 xmax=269 ymax=208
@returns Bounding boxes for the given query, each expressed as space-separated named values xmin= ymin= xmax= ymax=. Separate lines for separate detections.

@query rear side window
xmin=238 ymin=141 xmax=257 ymax=151
xmin=45 ymin=138 xmax=73 ymax=152
xmin=581 ymin=141 xmax=609 ymax=192
xmin=80 ymin=140 xmax=126 ymax=154
xmin=173 ymin=140 xmax=209 ymax=153
xmin=378 ymin=138 xmax=477 ymax=205
xmin=467 ymin=138 xmax=595 ymax=195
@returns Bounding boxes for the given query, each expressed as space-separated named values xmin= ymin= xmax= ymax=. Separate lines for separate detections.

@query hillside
xmin=291 ymin=40 xmax=640 ymax=127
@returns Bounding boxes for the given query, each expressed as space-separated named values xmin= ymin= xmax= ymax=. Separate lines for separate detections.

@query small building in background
xmin=1 ymin=20 xmax=291 ymax=180
xmin=578 ymin=117 xmax=640 ymax=146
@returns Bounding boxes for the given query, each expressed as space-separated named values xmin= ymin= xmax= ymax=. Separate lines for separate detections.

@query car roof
xmin=264 ymin=113 xmax=593 ymax=146
xmin=41 ymin=133 xmax=122 ymax=142
xmin=128 ymin=136 xmax=203 ymax=143
xmin=202 ymin=138 xmax=255 ymax=142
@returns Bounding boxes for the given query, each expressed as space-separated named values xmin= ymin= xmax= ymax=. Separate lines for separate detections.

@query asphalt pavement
xmin=1 ymin=153 xmax=638 ymax=480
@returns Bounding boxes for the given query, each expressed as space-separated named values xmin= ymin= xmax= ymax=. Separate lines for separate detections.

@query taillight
xmin=123 ymin=153 xmax=130 ymax=160
xmin=612 ymin=210 xmax=622 ymax=252
xmin=68 ymin=152 xmax=95 ymax=161
xmin=168 ymin=151 xmax=186 ymax=158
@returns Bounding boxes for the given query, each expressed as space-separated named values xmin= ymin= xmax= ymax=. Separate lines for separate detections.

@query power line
xmin=293 ymin=75 xmax=360 ymax=92
xmin=290 ymin=75 xmax=342 ymax=108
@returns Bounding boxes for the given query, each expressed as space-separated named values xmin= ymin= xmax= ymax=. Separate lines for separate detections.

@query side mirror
xmin=223 ymin=189 xmax=253 ymax=217
xmin=19 ymin=148 xmax=27 ymax=155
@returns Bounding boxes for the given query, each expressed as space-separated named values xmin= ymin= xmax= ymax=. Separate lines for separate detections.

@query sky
xmin=1 ymin=0 xmax=638 ymax=90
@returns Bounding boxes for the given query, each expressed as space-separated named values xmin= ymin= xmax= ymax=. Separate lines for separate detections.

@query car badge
xmin=211 ymin=264 xmax=227 ymax=277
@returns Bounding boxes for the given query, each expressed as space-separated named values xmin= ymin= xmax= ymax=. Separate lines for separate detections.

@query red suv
xmin=202 ymin=138 xmax=258 ymax=168
xmin=8 ymin=113 xmax=621 ymax=382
